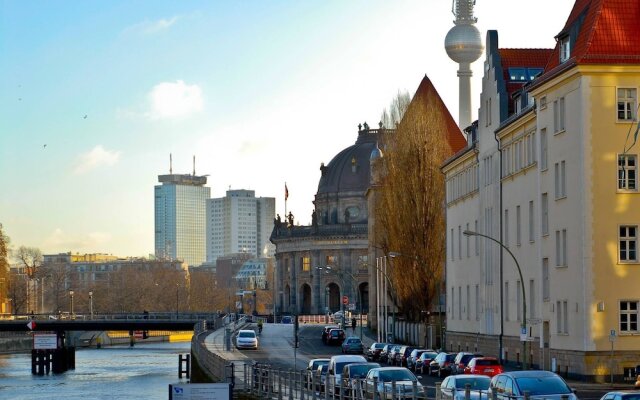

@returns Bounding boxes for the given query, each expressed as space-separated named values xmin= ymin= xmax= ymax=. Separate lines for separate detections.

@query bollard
xmin=339 ymin=377 xmax=345 ymax=400
xmin=435 ymin=382 xmax=442 ymax=400
xmin=524 ymin=391 xmax=530 ymax=400
xmin=373 ymin=377 xmax=379 ymax=400
xmin=391 ymin=380 xmax=397 ymax=400
xmin=301 ymin=370 xmax=306 ymax=400
xmin=465 ymin=383 xmax=471 ymax=400
xmin=312 ymin=371 xmax=317 ymax=400
xmin=278 ymin=369 xmax=283 ymax=400
xmin=412 ymin=380 xmax=418 ymax=399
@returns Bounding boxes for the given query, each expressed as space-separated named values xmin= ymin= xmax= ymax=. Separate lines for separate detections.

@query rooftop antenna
xmin=170 ymin=153 xmax=173 ymax=174
xmin=193 ymin=155 xmax=196 ymax=176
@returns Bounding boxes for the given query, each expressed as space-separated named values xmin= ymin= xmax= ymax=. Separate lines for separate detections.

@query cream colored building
xmin=444 ymin=0 xmax=640 ymax=381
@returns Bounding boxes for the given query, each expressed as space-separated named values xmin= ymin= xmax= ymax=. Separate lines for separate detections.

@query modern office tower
xmin=155 ymin=171 xmax=210 ymax=267
xmin=206 ymin=189 xmax=275 ymax=264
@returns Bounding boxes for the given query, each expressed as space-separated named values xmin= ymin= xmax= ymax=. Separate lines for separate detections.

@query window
xmin=529 ymin=201 xmax=535 ymax=242
xmin=504 ymin=209 xmax=509 ymax=247
xmin=516 ymin=205 xmax=522 ymax=246
xmin=474 ymin=220 xmax=479 ymax=256
xmin=302 ymin=256 xmax=310 ymax=272
xmin=540 ymin=128 xmax=548 ymax=170
xmin=555 ymin=229 xmax=568 ymax=266
xmin=542 ymin=258 xmax=550 ymax=301
xmin=475 ymin=285 xmax=480 ymax=321
xmin=553 ymin=98 xmax=566 ymax=133
xmin=458 ymin=286 xmax=462 ymax=320
xmin=530 ymin=279 xmax=536 ymax=318
xmin=559 ymin=97 xmax=566 ymax=131
xmin=618 ymin=154 xmax=637 ymax=191
xmin=619 ymin=225 xmax=638 ymax=262
xmin=563 ymin=300 xmax=569 ymax=334
xmin=556 ymin=300 xmax=562 ymax=333
xmin=466 ymin=223 xmax=470 ymax=258
xmin=516 ymin=280 xmax=522 ymax=321
xmin=554 ymin=161 xmax=566 ymax=199
xmin=466 ymin=285 xmax=470 ymax=320
xmin=505 ymin=282 xmax=510 ymax=321
xmin=541 ymin=193 xmax=549 ymax=235
xmin=540 ymin=96 xmax=547 ymax=110
xmin=458 ymin=225 xmax=462 ymax=259
xmin=618 ymin=88 xmax=637 ymax=121
xmin=451 ymin=287 xmax=455 ymax=318
xmin=326 ymin=255 xmax=337 ymax=266
xmin=559 ymin=36 xmax=570 ymax=62
xmin=451 ymin=228 xmax=455 ymax=261
xmin=620 ymin=301 xmax=639 ymax=333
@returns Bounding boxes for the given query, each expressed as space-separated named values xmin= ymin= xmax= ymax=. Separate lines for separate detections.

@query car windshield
xmin=319 ymin=365 xmax=328 ymax=373
xmin=422 ymin=352 xmax=438 ymax=359
xmin=238 ymin=332 xmax=255 ymax=338
xmin=336 ymin=362 xmax=360 ymax=372
xmin=621 ymin=395 xmax=640 ymax=400
xmin=312 ymin=360 xmax=329 ymax=369
xmin=461 ymin=354 xmax=476 ymax=363
xmin=378 ymin=370 xmax=417 ymax=382
xmin=454 ymin=378 xmax=490 ymax=390
xmin=349 ymin=365 xmax=378 ymax=377
xmin=515 ymin=376 xmax=571 ymax=395
xmin=476 ymin=359 xmax=499 ymax=366
xmin=374 ymin=343 xmax=385 ymax=349
xmin=446 ymin=354 xmax=456 ymax=361
xmin=347 ymin=339 xmax=361 ymax=344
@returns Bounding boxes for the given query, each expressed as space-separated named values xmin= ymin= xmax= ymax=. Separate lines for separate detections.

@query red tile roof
xmin=541 ymin=0 xmax=640 ymax=82
xmin=405 ymin=75 xmax=467 ymax=153
xmin=498 ymin=49 xmax=553 ymax=114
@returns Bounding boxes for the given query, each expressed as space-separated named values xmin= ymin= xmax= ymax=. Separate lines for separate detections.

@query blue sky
xmin=0 ymin=0 xmax=575 ymax=257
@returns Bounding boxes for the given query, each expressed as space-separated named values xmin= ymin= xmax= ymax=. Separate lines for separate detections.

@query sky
xmin=0 ymin=0 xmax=576 ymax=258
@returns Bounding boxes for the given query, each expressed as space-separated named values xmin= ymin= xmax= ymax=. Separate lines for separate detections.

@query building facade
xmin=206 ymin=189 xmax=275 ymax=264
xmin=443 ymin=0 xmax=640 ymax=380
xmin=154 ymin=173 xmax=210 ymax=267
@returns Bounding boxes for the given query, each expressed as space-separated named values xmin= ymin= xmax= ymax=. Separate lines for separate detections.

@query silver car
xmin=488 ymin=371 xmax=577 ymax=400
xmin=441 ymin=374 xmax=490 ymax=400
xmin=363 ymin=367 xmax=423 ymax=399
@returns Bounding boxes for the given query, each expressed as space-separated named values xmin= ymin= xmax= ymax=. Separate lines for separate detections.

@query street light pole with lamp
xmin=89 ymin=291 xmax=93 ymax=319
xmin=69 ymin=290 xmax=74 ymax=317
xmin=463 ymin=230 xmax=528 ymax=369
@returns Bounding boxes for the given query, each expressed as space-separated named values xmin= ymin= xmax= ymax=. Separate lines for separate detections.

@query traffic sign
xmin=342 ymin=296 xmax=349 ymax=305
xmin=520 ymin=327 xmax=527 ymax=342
xmin=610 ymin=329 xmax=617 ymax=342
xmin=134 ymin=330 xmax=144 ymax=339
xmin=27 ymin=320 xmax=36 ymax=330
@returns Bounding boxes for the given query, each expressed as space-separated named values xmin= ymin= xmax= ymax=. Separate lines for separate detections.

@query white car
xmin=236 ymin=329 xmax=258 ymax=350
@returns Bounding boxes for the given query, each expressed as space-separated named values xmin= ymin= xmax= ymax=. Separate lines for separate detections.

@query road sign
xmin=342 ymin=295 xmax=349 ymax=305
xmin=134 ymin=330 xmax=144 ymax=339
xmin=610 ymin=329 xmax=617 ymax=342
xmin=528 ymin=318 xmax=542 ymax=325
xmin=520 ymin=327 xmax=527 ymax=342
xmin=33 ymin=334 xmax=57 ymax=349
xmin=27 ymin=320 xmax=36 ymax=330
xmin=235 ymin=301 xmax=242 ymax=310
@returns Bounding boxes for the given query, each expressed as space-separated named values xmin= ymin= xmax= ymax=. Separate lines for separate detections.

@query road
xmin=235 ymin=323 xmax=618 ymax=400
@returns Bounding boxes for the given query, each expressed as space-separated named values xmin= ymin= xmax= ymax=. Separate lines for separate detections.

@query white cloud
xmin=146 ymin=80 xmax=204 ymax=120
xmin=124 ymin=16 xmax=180 ymax=35
xmin=44 ymin=228 xmax=112 ymax=252
xmin=74 ymin=145 xmax=121 ymax=174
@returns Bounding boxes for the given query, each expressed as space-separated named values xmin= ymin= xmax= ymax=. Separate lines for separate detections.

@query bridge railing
xmin=4 ymin=312 xmax=222 ymax=321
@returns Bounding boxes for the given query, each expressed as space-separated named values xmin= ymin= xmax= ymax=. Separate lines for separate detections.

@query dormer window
xmin=559 ymin=36 xmax=570 ymax=63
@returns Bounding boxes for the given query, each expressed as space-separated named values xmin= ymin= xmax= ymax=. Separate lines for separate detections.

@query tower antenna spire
xmin=170 ymin=153 xmax=173 ymax=174
xmin=193 ymin=155 xmax=196 ymax=176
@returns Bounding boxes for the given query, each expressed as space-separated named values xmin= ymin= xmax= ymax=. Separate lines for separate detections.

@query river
xmin=0 ymin=341 xmax=191 ymax=399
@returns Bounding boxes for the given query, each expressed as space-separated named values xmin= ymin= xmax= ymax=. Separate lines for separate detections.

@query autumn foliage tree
xmin=375 ymin=77 xmax=465 ymax=321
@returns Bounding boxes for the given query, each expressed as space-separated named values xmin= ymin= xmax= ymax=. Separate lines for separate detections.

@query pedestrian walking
xmin=351 ymin=317 xmax=357 ymax=333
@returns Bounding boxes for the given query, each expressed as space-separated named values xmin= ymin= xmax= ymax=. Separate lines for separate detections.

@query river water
xmin=0 ymin=341 xmax=191 ymax=399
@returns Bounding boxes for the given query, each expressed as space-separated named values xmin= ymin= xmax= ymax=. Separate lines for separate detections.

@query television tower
xmin=445 ymin=0 xmax=483 ymax=130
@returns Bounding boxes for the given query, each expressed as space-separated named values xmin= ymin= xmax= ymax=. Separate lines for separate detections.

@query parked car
xmin=464 ymin=357 xmax=502 ymax=377
xmin=341 ymin=337 xmax=364 ymax=354
xmin=452 ymin=352 xmax=482 ymax=375
xmin=281 ymin=315 xmax=293 ymax=324
xmin=488 ymin=371 xmax=577 ymax=400
xmin=316 ymin=364 xmax=329 ymax=392
xmin=601 ymin=391 xmax=640 ymax=400
xmin=342 ymin=362 xmax=381 ymax=396
xmin=440 ymin=374 xmax=491 ymax=400
xmin=387 ymin=345 xmax=402 ymax=365
xmin=395 ymin=346 xmax=416 ymax=367
xmin=326 ymin=328 xmax=346 ymax=345
xmin=416 ymin=351 xmax=439 ymax=374
xmin=322 ymin=325 xmax=339 ymax=344
xmin=407 ymin=349 xmax=429 ymax=371
xmin=363 ymin=367 xmax=423 ymax=399
xmin=235 ymin=329 xmax=258 ymax=349
xmin=429 ymin=352 xmax=456 ymax=377
xmin=366 ymin=342 xmax=387 ymax=362
xmin=306 ymin=358 xmax=330 ymax=389
xmin=326 ymin=355 xmax=367 ymax=395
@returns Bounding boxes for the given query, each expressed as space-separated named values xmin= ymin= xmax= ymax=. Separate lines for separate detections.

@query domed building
xmin=271 ymin=123 xmax=391 ymax=316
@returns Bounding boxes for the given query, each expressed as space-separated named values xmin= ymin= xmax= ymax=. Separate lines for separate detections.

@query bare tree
xmin=0 ymin=224 xmax=9 ymax=313
xmin=380 ymin=91 xmax=411 ymax=129
xmin=375 ymin=79 xmax=461 ymax=320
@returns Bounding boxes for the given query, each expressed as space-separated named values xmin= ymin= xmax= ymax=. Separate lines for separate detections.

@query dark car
xmin=488 ymin=371 xmax=577 ymax=400
xmin=407 ymin=349 xmax=428 ymax=371
xmin=326 ymin=328 xmax=346 ymax=345
xmin=430 ymin=352 xmax=456 ymax=378
xmin=341 ymin=337 xmax=364 ymax=354
xmin=452 ymin=352 xmax=482 ymax=375
xmin=322 ymin=325 xmax=339 ymax=344
xmin=416 ymin=351 xmax=439 ymax=374
xmin=366 ymin=342 xmax=387 ymax=362
xmin=342 ymin=362 xmax=381 ymax=395
xmin=281 ymin=315 xmax=293 ymax=324
xmin=395 ymin=346 xmax=416 ymax=367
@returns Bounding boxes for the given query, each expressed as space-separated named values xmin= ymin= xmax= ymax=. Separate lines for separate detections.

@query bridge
xmin=0 ymin=312 xmax=220 ymax=332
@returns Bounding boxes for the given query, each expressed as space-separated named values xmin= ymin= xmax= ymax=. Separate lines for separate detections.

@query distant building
xmin=443 ymin=0 xmax=640 ymax=380
xmin=154 ymin=172 xmax=210 ymax=267
xmin=206 ymin=189 xmax=275 ymax=263
xmin=214 ymin=252 xmax=253 ymax=289
xmin=235 ymin=258 xmax=269 ymax=290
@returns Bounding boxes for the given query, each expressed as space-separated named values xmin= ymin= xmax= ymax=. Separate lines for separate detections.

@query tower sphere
xmin=445 ymin=24 xmax=483 ymax=64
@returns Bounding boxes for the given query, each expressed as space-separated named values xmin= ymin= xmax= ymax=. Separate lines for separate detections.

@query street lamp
xmin=175 ymin=284 xmax=179 ymax=319
xmin=370 ymin=258 xmax=399 ymax=343
xmin=69 ymin=290 xmax=74 ymax=316
xmin=464 ymin=229 xmax=528 ymax=369
xmin=89 ymin=291 xmax=93 ymax=319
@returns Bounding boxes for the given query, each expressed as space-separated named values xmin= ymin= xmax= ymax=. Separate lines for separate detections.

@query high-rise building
xmin=206 ymin=189 xmax=275 ymax=263
xmin=155 ymin=172 xmax=210 ymax=267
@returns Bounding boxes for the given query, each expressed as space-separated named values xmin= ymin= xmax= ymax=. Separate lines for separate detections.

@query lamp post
xmin=464 ymin=230 xmax=528 ymax=369
xmin=69 ymin=290 xmax=74 ymax=316
xmin=175 ymin=284 xmax=179 ymax=319
xmin=370 ymin=259 xmax=398 ymax=343
xmin=89 ymin=291 xmax=93 ymax=319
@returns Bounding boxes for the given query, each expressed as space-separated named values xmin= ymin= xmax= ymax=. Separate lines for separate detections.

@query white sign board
xmin=235 ymin=301 xmax=242 ymax=310
xmin=609 ymin=329 xmax=617 ymax=342
xmin=348 ymin=303 xmax=356 ymax=311
xmin=33 ymin=334 xmax=58 ymax=350
xmin=519 ymin=327 xmax=527 ymax=342
xmin=169 ymin=383 xmax=231 ymax=400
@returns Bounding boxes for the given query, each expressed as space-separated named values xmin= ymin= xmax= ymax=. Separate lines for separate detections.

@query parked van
xmin=326 ymin=354 xmax=366 ymax=395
